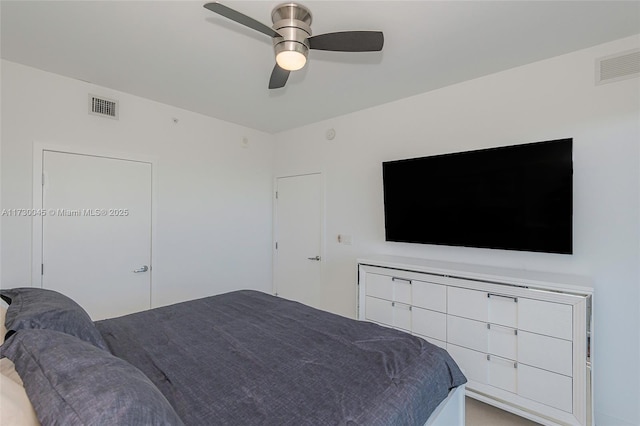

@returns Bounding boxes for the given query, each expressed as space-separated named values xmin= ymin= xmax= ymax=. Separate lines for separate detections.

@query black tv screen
xmin=382 ymin=138 xmax=573 ymax=254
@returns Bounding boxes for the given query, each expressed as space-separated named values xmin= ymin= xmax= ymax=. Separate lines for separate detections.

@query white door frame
xmin=272 ymin=172 xmax=325 ymax=297
xmin=31 ymin=143 xmax=158 ymax=300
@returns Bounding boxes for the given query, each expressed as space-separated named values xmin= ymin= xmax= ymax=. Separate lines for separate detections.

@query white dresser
xmin=358 ymin=255 xmax=593 ymax=426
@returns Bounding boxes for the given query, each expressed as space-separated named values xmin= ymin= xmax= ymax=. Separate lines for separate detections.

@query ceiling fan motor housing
xmin=271 ymin=3 xmax=313 ymax=66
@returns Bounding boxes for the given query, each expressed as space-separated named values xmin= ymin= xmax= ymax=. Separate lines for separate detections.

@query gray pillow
xmin=1 ymin=287 xmax=108 ymax=350
xmin=0 ymin=329 xmax=185 ymax=426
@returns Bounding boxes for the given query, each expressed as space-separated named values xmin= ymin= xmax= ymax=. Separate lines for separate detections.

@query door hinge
xmin=275 ymin=191 xmax=278 ymax=199
xmin=42 ymin=173 xmax=45 ymax=186
xmin=275 ymin=242 xmax=278 ymax=250
xmin=41 ymin=264 xmax=44 ymax=275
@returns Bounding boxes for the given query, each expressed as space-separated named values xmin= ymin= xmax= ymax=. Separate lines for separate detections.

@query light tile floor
xmin=466 ymin=397 xmax=541 ymax=426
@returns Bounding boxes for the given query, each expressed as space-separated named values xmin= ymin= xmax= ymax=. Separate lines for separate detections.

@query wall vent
xmin=596 ymin=49 xmax=640 ymax=85
xmin=88 ymin=94 xmax=119 ymax=119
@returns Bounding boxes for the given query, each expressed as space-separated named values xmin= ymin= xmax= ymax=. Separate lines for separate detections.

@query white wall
xmin=274 ymin=36 xmax=640 ymax=426
xmin=1 ymin=60 xmax=275 ymax=308
xmin=2 ymin=34 xmax=638 ymax=426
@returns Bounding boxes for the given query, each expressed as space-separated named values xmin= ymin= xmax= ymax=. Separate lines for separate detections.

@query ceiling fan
xmin=203 ymin=2 xmax=384 ymax=89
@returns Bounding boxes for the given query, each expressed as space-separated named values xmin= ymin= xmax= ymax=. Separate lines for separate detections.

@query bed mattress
xmin=96 ymin=290 xmax=466 ymax=425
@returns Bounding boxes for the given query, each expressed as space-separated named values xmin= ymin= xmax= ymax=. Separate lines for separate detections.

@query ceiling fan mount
xmin=203 ymin=1 xmax=384 ymax=89
xmin=271 ymin=2 xmax=313 ymax=27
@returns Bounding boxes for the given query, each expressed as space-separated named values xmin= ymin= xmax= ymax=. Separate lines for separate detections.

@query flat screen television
xmin=382 ymin=138 xmax=573 ymax=254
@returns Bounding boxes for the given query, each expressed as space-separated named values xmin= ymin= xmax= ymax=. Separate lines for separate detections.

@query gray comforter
xmin=96 ymin=290 xmax=466 ymax=425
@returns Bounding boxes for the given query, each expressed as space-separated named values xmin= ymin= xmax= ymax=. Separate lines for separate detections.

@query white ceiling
xmin=2 ymin=1 xmax=639 ymax=133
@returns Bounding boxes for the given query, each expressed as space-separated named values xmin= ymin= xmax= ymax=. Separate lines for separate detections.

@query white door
xmin=41 ymin=151 xmax=152 ymax=320
xmin=274 ymin=173 xmax=322 ymax=309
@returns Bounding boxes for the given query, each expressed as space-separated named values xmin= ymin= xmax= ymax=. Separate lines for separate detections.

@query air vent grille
xmin=596 ymin=49 xmax=640 ymax=85
xmin=88 ymin=95 xmax=119 ymax=119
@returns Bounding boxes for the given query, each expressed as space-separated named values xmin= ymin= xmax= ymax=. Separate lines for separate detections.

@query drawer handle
xmin=392 ymin=277 xmax=412 ymax=284
xmin=391 ymin=301 xmax=412 ymax=311
xmin=486 ymin=324 xmax=518 ymax=335
xmin=487 ymin=293 xmax=518 ymax=303
xmin=487 ymin=354 xmax=518 ymax=369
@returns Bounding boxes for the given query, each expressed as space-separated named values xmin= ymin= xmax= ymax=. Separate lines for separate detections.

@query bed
xmin=0 ymin=287 xmax=466 ymax=425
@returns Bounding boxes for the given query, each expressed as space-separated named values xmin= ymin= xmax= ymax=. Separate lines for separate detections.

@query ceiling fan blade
xmin=308 ymin=31 xmax=384 ymax=52
xmin=203 ymin=2 xmax=280 ymax=38
xmin=269 ymin=64 xmax=290 ymax=89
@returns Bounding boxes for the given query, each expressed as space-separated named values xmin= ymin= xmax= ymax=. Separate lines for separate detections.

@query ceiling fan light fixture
xmin=274 ymin=40 xmax=309 ymax=71
xmin=276 ymin=50 xmax=307 ymax=71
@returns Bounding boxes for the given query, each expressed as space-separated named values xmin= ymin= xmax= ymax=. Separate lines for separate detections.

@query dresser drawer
xmin=365 ymin=273 xmax=414 ymax=305
xmin=487 ymin=293 xmax=517 ymax=328
xmin=519 ymin=298 xmax=572 ymax=340
xmin=448 ymin=287 xmax=488 ymax=322
xmin=488 ymin=323 xmax=517 ymax=361
xmin=446 ymin=344 xmax=488 ymax=385
xmin=365 ymin=274 xmax=393 ymax=300
xmin=518 ymin=363 xmax=573 ymax=413
xmin=393 ymin=301 xmax=412 ymax=331
xmin=448 ymin=315 xmax=488 ymax=353
xmin=518 ymin=331 xmax=572 ymax=376
xmin=412 ymin=307 xmax=446 ymax=342
xmin=412 ymin=280 xmax=446 ymax=312
xmin=488 ymin=354 xmax=517 ymax=393
xmin=365 ymin=296 xmax=393 ymax=326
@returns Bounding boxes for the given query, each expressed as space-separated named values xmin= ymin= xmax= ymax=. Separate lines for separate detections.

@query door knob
xmin=307 ymin=256 xmax=321 ymax=261
xmin=133 ymin=265 xmax=149 ymax=273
